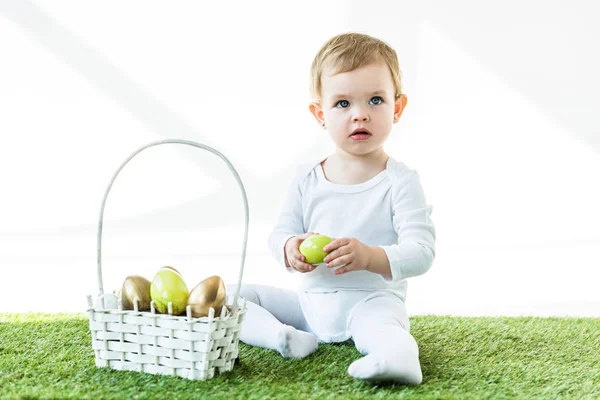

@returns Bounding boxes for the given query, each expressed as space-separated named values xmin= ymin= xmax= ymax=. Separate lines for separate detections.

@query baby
xmin=229 ymin=32 xmax=436 ymax=385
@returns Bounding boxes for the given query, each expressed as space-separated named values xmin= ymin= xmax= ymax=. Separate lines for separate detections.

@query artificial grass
xmin=0 ymin=314 xmax=598 ymax=399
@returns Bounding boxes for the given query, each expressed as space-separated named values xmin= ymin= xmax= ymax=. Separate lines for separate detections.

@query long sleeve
xmin=268 ymin=168 xmax=307 ymax=272
xmin=380 ymin=170 xmax=436 ymax=282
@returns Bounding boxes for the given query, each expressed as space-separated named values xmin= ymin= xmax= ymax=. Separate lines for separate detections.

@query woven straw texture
xmin=87 ymin=298 xmax=247 ymax=380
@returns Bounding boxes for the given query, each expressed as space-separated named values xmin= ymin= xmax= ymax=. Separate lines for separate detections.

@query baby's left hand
xmin=323 ymin=238 xmax=372 ymax=275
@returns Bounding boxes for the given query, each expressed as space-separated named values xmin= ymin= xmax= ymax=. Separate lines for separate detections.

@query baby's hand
xmin=323 ymin=238 xmax=372 ymax=275
xmin=285 ymin=232 xmax=319 ymax=273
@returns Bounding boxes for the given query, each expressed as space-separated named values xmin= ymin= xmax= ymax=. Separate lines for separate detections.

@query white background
xmin=1 ymin=0 xmax=599 ymax=316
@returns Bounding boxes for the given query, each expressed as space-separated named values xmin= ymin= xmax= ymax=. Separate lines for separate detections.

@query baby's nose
xmin=352 ymin=110 xmax=370 ymax=122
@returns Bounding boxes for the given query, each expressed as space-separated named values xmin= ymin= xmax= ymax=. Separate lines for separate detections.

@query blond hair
xmin=310 ymin=32 xmax=403 ymax=103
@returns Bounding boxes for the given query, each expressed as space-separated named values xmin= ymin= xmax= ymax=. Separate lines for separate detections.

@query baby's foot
xmin=276 ymin=325 xmax=318 ymax=359
xmin=348 ymin=353 xmax=422 ymax=385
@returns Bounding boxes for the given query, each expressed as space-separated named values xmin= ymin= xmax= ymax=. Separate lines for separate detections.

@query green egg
xmin=299 ymin=234 xmax=333 ymax=265
xmin=150 ymin=266 xmax=189 ymax=315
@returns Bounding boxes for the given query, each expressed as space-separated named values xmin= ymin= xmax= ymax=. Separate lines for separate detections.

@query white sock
xmin=238 ymin=299 xmax=317 ymax=359
xmin=276 ymin=325 xmax=319 ymax=359
xmin=348 ymin=350 xmax=422 ymax=384
xmin=347 ymin=297 xmax=423 ymax=385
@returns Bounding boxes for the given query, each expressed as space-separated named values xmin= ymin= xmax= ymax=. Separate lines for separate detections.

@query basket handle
xmin=97 ymin=139 xmax=248 ymax=313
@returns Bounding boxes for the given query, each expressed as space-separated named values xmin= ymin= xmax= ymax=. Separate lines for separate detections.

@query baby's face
xmin=318 ymin=61 xmax=404 ymax=157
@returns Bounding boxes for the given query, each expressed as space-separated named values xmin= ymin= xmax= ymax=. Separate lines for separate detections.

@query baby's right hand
xmin=285 ymin=232 xmax=319 ymax=273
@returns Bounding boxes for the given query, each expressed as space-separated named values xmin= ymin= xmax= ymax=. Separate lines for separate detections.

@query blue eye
xmin=370 ymin=96 xmax=383 ymax=105
xmin=336 ymin=100 xmax=350 ymax=108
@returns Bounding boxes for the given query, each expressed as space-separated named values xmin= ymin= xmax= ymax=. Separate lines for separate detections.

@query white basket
xmin=87 ymin=139 xmax=248 ymax=380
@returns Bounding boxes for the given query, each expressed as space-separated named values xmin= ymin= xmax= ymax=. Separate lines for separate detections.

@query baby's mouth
xmin=350 ymin=128 xmax=372 ymax=140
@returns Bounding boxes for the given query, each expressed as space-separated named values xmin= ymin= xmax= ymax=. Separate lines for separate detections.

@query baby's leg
xmin=347 ymin=297 xmax=422 ymax=385
xmin=227 ymin=284 xmax=318 ymax=359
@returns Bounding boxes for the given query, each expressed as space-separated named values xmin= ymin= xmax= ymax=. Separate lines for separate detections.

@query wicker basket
xmin=86 ymin=139 xmax=248 ymax=380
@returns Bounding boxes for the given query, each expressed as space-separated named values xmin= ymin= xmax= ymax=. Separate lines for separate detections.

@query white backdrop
xmin=1 ymin=0 xmax=599 ymax=316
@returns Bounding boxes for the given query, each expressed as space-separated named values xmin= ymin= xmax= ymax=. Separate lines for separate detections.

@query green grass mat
xmin=0 ymin=313 xmax=598 ymax=399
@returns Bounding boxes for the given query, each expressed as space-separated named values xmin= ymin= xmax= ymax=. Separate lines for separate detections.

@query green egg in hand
xmin=299 ymin=234 xmax=333 ymax=265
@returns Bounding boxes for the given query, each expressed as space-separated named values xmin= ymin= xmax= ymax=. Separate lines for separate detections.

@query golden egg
xmin=188 ymin=275 xmax=226 ymax=318
xmin=121 ymin=275 xmax=151 ymax=311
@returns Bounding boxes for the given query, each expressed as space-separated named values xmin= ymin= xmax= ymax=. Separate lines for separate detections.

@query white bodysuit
xmin=267 ymin=157 xmax=436 ymax=342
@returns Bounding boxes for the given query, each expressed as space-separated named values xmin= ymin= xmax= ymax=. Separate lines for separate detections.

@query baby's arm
xmin=378 ymin=170 xmax=436 ymax=282
xmin=268 ymin=169 xmax=309 ymax=272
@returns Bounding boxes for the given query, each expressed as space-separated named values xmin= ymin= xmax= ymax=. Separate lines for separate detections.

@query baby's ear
xmin=393 ymin=95 xmax=408 ymax=123
xmin=309 ymin=101 xmax=325 ymax=126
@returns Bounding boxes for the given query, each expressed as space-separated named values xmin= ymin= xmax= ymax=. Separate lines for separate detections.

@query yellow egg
xmin=188 ymin=275 xmax=226 ymax=318
xmin=121 ymin=275 xmax=151 ymax=311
